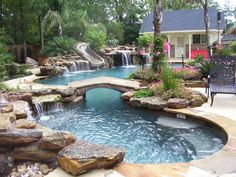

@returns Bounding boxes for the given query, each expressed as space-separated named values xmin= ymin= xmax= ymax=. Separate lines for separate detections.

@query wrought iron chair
xmin=207 ymin=56 xmax=236 ymax=106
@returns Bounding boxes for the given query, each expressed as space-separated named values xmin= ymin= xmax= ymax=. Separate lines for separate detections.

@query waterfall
xmin=0 ymin=96 xmax=7 ymax=106
xmin=69 ymin=62 xmax=77 ymax=72
xmin=63 ymin=68 xmax=70 ymax=75
xmin=75 ymin=60 xmax=90 ymax=71
xmin=34 ymin=102 xmax=44 ymax=118
xmin=33 ymin=101 xmax=63 ymax=120
xmin=121 ymin=51 xmax=132 ymax=66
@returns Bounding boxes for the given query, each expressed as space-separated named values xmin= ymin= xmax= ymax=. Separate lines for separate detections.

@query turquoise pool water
xmin=37 ymin=66 xmax=226 ymax=163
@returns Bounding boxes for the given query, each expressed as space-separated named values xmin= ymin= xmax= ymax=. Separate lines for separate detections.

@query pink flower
xmin=156 ymin=51 xmax=160 ymax=56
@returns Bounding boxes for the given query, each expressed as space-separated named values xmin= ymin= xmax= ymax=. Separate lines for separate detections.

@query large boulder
xmin=0 ymin=129 xmax=42 ymax=146
xmin=8 ymin=92 xmax=33 ymax=104
xmin=57 ymin=140 xmax=125 ymax=175
xmin=167 ymin=98 xmax=189 ymax=109
xmin=13 ymin=143 xmax=57 ymax=162
xmin=33 ymin=94 xmax=62 ymax=104
xmin=0 ymin=103 xmax=13 ymax=113
xmin=10 ymin=119 xmax=37 ymax=129
xmin=40 ymin=131 xmax=76 ymax=150
xmin=39 ymin=66 xmax=66 ymax=77
xmin=12 ymin=100 xmax=31 ymax=119
xmin=0 ymin=113 xmax=16 ymax=132
xmin=190 ymin=95 xmax=206 ymax=107
xmin=129 ymin=96 xmax=167 ymax=110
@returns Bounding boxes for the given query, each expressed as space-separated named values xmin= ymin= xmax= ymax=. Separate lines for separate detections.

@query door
xmin=175 ymin=37 xmax=185 ymax=58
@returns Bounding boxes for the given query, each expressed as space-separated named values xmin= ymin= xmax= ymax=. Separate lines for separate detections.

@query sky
xmin=216 ymin=0 xmax=236 ymax=9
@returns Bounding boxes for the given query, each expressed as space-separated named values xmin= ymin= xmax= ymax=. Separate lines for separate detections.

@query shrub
xmin=41 ymin=37 xmax=77 ymax=56
xmin=215 ymin=47 xmax=231 ymax=56
xmin=0 ymin=82 xmax=15 ymax=92
xmin=151 ymin=81 xmax=193 ymax=100
xmin=0 ymin=42 xmax=14 ymax=65
xmin=198 ymin=60 xmax=212 ymax=78
xmin=130 ymin=68 xmax=160 ymax=82
xmin=194 ymin=54 xmax=204 ymax=63
xmin=174 ymin=67 xmax=201 ymax=80
xmin=161 ymin=65 xmax=179 ymax=91
xmin=137 ymin=34 xmax=153 ymax=47
xmin=152 ymin=37 xmax=166 ymax=72
xmin=106 ymin=22 xmax=124 ymax=45
xmin=83 ymin=25 xmax=107 ymax=52
xmin=229 ymin=41 xmax=236 ymax=53
xmin=133 ymin=88 xmax=154 ymax=98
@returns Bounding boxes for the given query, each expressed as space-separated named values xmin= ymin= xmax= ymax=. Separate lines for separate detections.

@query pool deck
xmin=4 ymin=75 xmax=236 ymax=177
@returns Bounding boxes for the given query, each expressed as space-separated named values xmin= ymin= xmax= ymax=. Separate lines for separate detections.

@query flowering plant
xmin=152 ymin=37 xmax=166 ymax=72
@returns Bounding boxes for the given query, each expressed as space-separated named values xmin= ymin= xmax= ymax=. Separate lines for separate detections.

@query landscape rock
xmin=57 ymin=140 xmax=125 ymax=175
xmin=129 ymin=96 xmax=167 ymax=110
xmin=0 ymin=129 xmax=42 ymax=146
xmin=167 ymin=98 xmax=189 ymax=109
xmin=8 ymin=93 xmax=33 ymax=104
xmin=39 ymin=66 xmax=66 ymax=77
xmin=12 ymin=100 xmax=31 ymax=119
xmin=190 ymin=95 xmax=206 ymax=107
xmin=39 ymin=164 xmax=51 ymax=175
xmin=13 ymin=143 xmax=57 ymax=162
xmin=0 ymin=103 xmax=13 ymax=113
xmin=0 ymin=113 xmax=16 ymax=132
xmin=121 ymin=91 xmax=134 ymax=101
xmin=40 ymin=131 xmax=76 ymax=150
xmin=52 ymin=87 xmax=77 ymax=97
xmin=11 ymin=119 xmax=37 ymax=129
xmin=33 ymin=94 xmax=62 ymax=104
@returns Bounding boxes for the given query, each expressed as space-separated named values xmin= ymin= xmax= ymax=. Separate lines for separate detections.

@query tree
xmin=153 ymin=0 xmax=162 ymax=37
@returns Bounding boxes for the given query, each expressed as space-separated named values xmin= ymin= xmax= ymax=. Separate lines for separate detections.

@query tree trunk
xmin=39 ymin=15 xmax=43 ymax=49
xmin=153 ymin=0 xmax=162 ymax=37
xmin=201 ymin=0 xmax=211 ymax=56
xmin=0 ymin=0 xmax=3 ymax=29
xmin=19 ymin=0 xmax=27 ymax=62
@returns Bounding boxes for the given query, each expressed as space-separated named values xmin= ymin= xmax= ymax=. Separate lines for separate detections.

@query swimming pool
xmin=37 ymin=66 xmax=226 ymax=163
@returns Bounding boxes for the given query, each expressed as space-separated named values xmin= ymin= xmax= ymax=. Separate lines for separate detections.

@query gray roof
xmin=140 ymin=8 xmax=225 ymax=33
xmin=222 ymin=34 xmax=236 ymax=42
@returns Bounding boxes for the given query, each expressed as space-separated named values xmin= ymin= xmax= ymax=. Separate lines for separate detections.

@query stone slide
xmin=76 ymin=43 xmax=105 ymax=68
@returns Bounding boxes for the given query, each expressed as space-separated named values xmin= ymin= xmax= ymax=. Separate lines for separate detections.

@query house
xmin=222 ymin=24 xmax=236 ymax=45
xmin=139 ymin=8 xmax=225 ymax=59
xmin=222 ymin=34 xmax=236 ymax=45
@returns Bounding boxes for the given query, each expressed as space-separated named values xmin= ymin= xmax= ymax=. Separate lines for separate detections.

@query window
xmin=192 ymin=34 xmax=207 ymax=44
xmin=193 ymin=35 xmax=200 ymax=44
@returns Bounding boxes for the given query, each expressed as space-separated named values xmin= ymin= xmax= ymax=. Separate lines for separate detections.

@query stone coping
xmin=114 ymin=108 xmax=236 ymax=177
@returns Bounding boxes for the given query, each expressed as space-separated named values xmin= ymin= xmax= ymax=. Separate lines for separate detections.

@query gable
xmin=140 ymin=8 xmax=226 ymax=34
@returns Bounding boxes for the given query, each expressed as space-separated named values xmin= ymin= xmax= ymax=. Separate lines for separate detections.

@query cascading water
xmin=121 ymin=51 xmax=132 ymax=66
xmin=63 ymin=68 xmax=70 ymax=75
xmin=33 ymin=101 xmax=63 ymax=120
xmin=75 ymin=60 xmax=90 ymax=71
xmin=69 ymin=62 xmax=77 ymax=72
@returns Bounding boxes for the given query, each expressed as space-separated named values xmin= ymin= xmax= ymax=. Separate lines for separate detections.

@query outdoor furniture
xmin=207 ymin=56 xmax=236 ymax=106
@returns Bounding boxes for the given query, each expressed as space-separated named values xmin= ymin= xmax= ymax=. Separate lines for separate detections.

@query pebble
xmin=9 ymin=162 xmax=54 ymax=177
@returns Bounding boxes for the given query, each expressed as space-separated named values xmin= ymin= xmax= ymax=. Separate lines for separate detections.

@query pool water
xmin=37 ymin=66 xmax=226 ymax=163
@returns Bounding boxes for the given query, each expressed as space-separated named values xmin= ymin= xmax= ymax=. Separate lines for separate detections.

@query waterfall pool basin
xmin=36 ymin=66 xmax=227 ymax=164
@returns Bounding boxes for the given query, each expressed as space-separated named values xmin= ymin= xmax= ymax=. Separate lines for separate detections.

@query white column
xmin=188 ymin=34 xmax=192 ymax=59
xmin=167 ymin=35 xmax=171 ymax=60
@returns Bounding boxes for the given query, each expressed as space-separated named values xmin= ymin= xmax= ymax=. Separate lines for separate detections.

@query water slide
xmin=76 ymin=43 xmax=105 ymax=69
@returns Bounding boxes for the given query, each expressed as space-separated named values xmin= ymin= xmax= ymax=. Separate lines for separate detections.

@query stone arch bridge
xmin=68 ymin=77 xmax=141 ymax=96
